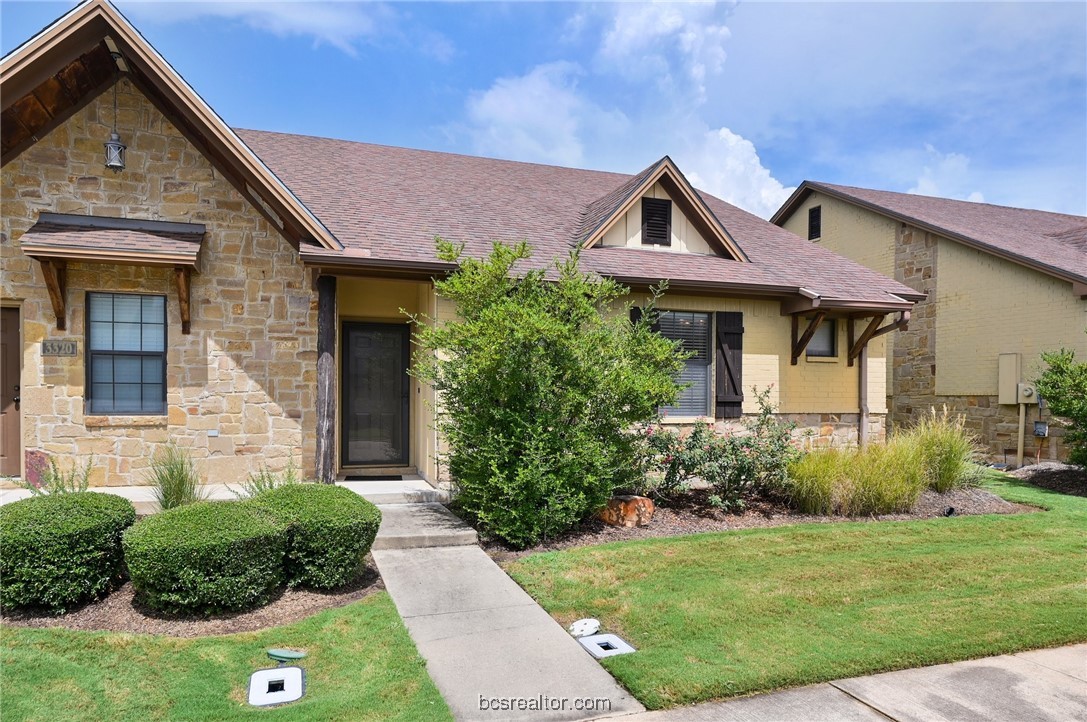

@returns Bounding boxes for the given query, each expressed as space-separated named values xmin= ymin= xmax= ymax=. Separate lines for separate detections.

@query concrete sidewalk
xmin=373 ymin=545 xmax=644 ymax=722
xmin=619 ymin=644 xmax=1087 ymax=722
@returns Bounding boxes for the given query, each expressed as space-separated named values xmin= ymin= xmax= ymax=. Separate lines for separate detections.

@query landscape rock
xmin=597 ymin=495 xmax=655 ymax=528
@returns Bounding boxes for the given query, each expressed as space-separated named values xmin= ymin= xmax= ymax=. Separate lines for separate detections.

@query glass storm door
xmin=341 ymin=323 xmax=410 ymax=466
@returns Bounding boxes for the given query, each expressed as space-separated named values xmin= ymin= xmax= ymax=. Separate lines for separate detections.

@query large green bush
xmin=411 ymin=241 xmax=684 ymax=548
xmin=0 ymin=492 xmax=136 ymax=613
xmin=123 ymin=502 xmax=286 ymax=615
xmin=1036 ymin=346 xmax=1087 ymax=467
xmin=249 ymin=484 xmax=381 ymax=589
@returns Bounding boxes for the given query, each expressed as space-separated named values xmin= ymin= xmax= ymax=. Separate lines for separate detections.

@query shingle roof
xmin=19 ymin=213 xmax=203 ymax=265
xmin=774 ymin=182 xmax=1087 ymax=286
xmin=238 ymin=130 xmax=924 ymax=307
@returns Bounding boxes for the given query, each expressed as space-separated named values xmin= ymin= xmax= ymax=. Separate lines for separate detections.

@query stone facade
xmin=707 ymin=412 xmax=886 ymax=449
xmin=1 ymin=78 xmax=318 ymax=486
xmin=890 ymin=224 xmax=1062 ymax=461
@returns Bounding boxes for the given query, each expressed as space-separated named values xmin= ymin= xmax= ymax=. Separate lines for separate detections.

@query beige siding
xmin=781 ymin=191 xmax=899 ymax=388
xmin=600 ymin=182 xmax=715 ymax=254
xmin=935 ymin=240 xmax=1087 ymax=395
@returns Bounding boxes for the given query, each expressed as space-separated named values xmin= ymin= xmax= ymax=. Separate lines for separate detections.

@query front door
xmin=341 ymin=322 xmax=410 ymax=467
xmin=1 ymin=308 xmax=20 ymax=477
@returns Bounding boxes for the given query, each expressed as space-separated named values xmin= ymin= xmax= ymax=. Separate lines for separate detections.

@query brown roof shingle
xmin=238 ymin=129 xmax=923 ymax=306
xmin=19 ymin=213 xmax=204 ymax=265
xmin=776 ymin=182 xmax=1087 ymax=285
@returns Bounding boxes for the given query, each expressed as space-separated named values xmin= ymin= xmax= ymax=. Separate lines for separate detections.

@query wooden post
xmin=316 ymin=275 xmax=337 ymax=484
xmin=174 ymin=267 xmax=192 ymax=334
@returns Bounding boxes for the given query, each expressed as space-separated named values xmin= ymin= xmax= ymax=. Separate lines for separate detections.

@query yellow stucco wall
xmin=935 ymin=240 xmax=1087 ymax=395
xmin=600 ymin=182 xmax=714 ymax=254
xmin=625 ymin=292 xmax=887 ymax=416
xmin=780 ymin=191 xmax=899 ymax=388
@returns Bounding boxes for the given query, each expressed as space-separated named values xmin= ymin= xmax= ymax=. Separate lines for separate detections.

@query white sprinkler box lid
xmin=568 ymin=618 xmax=601 ymax=638
xmin=578 ymin=633 xmax=636 ymax=659
xmin=248 ymin=666 xmax=305 ymax=707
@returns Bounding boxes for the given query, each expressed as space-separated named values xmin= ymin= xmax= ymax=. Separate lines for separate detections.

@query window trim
xmin=805 ymin=317 xmax=838 ymax=360
xmin=657 ymin=309 xmax=713 ymax=418
xmin=808 ymin=205 xmax=822 ymax=240
xmin=85 ymin=291 xmax=168 ymax=416
xmin=641 ymin=197 xmax=672 ymax=246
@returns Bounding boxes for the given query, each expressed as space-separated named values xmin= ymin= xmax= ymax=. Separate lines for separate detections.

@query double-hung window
xmin=658 ymin=310 xmax=712 ymax=416
xmin=86 ymin=292 xmax=166 ymax=414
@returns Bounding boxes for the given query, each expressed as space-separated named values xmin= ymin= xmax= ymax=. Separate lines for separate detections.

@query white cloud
xmin=681 ymin=127 xmax=795 ymax=219
xmin=596 ymin=1 xmax=731 ymax=99
xmin=465 ymin=62 xmax=628 ymax=167
xmin=908 ymin=144 xmax=985 ymax=203
xmin=122 ymin=1 xmax=391 ymax=56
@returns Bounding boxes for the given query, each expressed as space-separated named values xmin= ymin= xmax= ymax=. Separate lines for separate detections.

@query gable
xmin=598 ymin=182 xmax=716 ymax=254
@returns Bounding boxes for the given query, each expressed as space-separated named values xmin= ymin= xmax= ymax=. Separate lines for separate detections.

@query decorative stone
xmin=597 ymin=495 xmax=655 ymax=528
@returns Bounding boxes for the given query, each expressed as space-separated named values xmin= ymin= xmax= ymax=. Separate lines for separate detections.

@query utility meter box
xmin=1016 ymin=383 xmax=1037 ymax=405
xmin=998 ymin=353 xmax=1021 ymax=405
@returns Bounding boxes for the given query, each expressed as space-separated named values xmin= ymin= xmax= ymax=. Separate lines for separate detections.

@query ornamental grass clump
xmin=146 ymin=444 xmax=205 ymax=511
xmin=899 ymin=406 xmax=983 ymax=492
xmin=410 ymin=240 xmax=685 ymax=548
xmin=0 ymin=492 xmax=136 ymax=613
xmin=786 ymin=440 xmax=926 ymax=516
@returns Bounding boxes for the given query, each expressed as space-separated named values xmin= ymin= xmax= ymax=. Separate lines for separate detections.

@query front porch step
xmin=338 ymin=479 xmax=452 ymax=505
xmin=373 ymin=503 xmax=478 ymax=550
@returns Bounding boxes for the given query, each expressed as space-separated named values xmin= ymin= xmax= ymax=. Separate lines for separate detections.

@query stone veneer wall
xmin=0 ymin=78 xmax=318 ymax=486
xmin=707 ymin=412 xmax=886 ymax=449
xmin=890 ymin=224 xmax=1060 ymax=461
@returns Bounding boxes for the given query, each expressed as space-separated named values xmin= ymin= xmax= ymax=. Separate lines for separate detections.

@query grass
xmin=147 ymin=444 xmax=205 ymax=511
xmin=0 ymin=592 xmax=451 ymax=722
xmin=507 ymin=473 xmax=1087 ymax=709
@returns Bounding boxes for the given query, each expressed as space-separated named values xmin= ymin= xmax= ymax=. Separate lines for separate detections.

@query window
xmin=808 ymin=205 xmax=822 ymax=240
xmin=86 ymin=293 xmax=166 ymax=414
xmin=658 ymin=310 xmax=712 ymax=416
xmin=806 ymin=318 xmax=837 ymax=358
xmin=642 ymin=198 xmax=672 ymax=246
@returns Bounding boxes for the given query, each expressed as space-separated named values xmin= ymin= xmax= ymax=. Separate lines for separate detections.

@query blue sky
xmin=3 ymin=1 xmax=1085 ymax=219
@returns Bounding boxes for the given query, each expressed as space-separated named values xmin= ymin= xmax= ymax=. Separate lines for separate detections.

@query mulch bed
xmin=1 ymin=562 xmax=382 ymax=637
xmin=1009 ymin=462 xmax=1087 ymax=497
xmin=486 ymin=487 xmax=1038 ymax=562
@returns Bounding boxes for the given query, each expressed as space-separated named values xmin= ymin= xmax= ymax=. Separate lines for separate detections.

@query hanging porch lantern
xmin=104 ymin=55 xmax=126 ymax=172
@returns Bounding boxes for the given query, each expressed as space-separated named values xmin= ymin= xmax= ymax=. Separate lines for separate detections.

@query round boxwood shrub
xmin=249 ymin=484 xmax=381 ymax=589
xmin=0 ymin=492 xmax=136 ymax=613
xmin=123 ymin=501 xmax=287 ymax=615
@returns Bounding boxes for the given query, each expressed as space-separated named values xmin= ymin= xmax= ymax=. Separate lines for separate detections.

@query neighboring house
xmin=0 ymin=1 xmax=922 ymax=487
xmin=773 ymin=182 xmax=1087 ymax=463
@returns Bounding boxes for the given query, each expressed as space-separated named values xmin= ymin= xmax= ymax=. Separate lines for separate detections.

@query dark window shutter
xmin=630 ymin=306 xmax=660 ymax=332
xmin=808 ymin=206 xmax=822 ymax=240
xmin=642 ymin=198 xmax=672 ymax=246
xmin=715 ymin=311 xmax=743 ymax=419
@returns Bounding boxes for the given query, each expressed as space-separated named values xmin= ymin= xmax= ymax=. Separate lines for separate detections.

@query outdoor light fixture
xmin=104 ymin=54 xmax=126 ymax=172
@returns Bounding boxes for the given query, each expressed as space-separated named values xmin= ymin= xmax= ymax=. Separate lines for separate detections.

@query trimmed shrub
xmin=0 ymin=492 xmax=136 ymax=613
xmin=249 ymin=484 xmax=381 ymax=589
xmin=123 ymin=502 xmax=286 ymax=615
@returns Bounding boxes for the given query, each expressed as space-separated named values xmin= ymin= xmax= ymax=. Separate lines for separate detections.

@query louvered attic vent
xmin=642 ymin=198 xmax=671 ymax=246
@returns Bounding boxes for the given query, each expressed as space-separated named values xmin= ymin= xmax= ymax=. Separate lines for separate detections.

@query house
xmin=773 ymin=182 xmax=1087 ymax=463
xmin=0 ymin=1 xmax=922 ymax=487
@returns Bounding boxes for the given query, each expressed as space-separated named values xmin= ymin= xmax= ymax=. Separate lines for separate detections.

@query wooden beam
xmin=790 ymin=311 xmax=826 ymax=365
xmin=39 ymin=259 xmax=67 ymax=330
xmin=174 ymin=266 xmax=191 ymax=334
xmin=315 ymin=275 xmax=337 ymax=484
xmin=848 ymin=314 xmax=885 ymax=364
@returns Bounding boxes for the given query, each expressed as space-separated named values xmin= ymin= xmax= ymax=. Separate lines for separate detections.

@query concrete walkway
xmin=621 ymin=644 xmax=1087 ymax=722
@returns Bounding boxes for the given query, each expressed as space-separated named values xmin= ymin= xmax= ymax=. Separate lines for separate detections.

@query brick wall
xmin=1 ymin=78 xmax=318 ymax=486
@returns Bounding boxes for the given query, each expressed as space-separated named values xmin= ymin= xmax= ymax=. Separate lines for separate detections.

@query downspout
xmin=858 ymin=345 xmax=869 ymax=448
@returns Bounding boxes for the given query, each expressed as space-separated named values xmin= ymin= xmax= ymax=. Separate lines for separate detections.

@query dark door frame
xmin=340 ymin=321 xmax=411 ymax=468
xmin=1 ymin=306 xmax=22 ymax=478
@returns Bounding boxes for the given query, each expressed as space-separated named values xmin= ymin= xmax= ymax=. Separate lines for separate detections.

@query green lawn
xmin=0 ymin=592 xmax=450 ymax=722
xmin=507 ymin=474 xmax=1087 ymax=709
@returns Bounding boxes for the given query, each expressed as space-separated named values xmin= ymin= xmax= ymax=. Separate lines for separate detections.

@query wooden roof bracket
xmin=791 ymin=310 xmax=826 ymax=365
xmin=174 ymin=266 xmax=192 ymax=334
xmin=847 ymin=310 xmax=910 ymax=366
xmin=38 ymin=258 xmax=67 ymax=331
